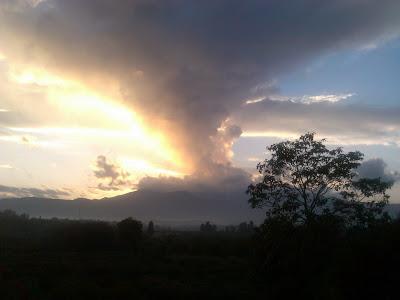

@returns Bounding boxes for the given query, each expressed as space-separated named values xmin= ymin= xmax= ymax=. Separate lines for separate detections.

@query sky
xmin=0 ymin=0 xmax=399 ymax=201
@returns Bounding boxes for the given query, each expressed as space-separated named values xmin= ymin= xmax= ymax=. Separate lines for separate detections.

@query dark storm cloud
xmin=1 ymin=0 xmax=400 ymax=169
xmin=0 ymin=184 xmax=70 ymax=198
xmin=1 ymin=0 xmax=400 ymax=195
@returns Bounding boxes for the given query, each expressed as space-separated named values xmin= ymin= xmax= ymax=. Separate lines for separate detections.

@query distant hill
xmin=0 ymin=190 xmax=397 ymax=225
xmin=0 ymin=190 xmax=263 ymax=226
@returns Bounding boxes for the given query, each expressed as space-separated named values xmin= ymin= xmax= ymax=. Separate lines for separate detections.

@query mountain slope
xmin=1 ymin=190 xmax=396 ymax=225
xmin=0 ymin=190 xmax=262 ymax=225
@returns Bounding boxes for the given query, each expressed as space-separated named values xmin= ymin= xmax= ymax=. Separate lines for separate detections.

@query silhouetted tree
xmin=247 ymin=132 xmax=392 ymax=227
xmin=147 ymin=220 xmax=155 ymax=236
xmin=117 ymin=217 xmax=143 ymax=248
xmin=200 ymin=221 xmax=217 ymax=232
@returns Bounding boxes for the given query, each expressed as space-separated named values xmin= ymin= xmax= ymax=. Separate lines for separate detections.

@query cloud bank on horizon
xmin=0 ymin=0 xmax=399 ymax=199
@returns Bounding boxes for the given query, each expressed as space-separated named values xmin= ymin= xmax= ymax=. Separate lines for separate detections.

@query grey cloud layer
xmin=138 ymin=163 xmax=251 ymax=194
xmin=235 ymin=99 xmax=400 ymax=145
xmin=358 ymin=158 xmax=400 ymax=183
xmin=1 ymin=0 xmax=400 ymax=174
xmin=0 ymin=184 xmax=70 ymax=198
xmin=93 ymin=155 xmax=131 ymax=191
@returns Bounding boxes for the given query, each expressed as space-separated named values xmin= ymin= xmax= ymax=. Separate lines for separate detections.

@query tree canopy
xmin=247 ymin=132 xmax=392 ymax=226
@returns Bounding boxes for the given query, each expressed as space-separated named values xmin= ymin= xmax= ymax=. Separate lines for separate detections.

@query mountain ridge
xmin=0 ymin=189 xmax=261 ymax=225
xmin=0 ymin=190 xmax=398 ymax=225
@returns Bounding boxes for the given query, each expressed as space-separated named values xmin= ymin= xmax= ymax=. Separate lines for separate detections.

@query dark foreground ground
xmin=0 ymin=211 xmax=262 ymax=299
xmin=0 ymin=249 xmax=261 ymax=299
xmin=1 ymin=210 xmax=400 ymax=299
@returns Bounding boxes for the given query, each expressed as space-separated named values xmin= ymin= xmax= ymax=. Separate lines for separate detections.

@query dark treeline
xmin=0 ymin=210 xmax=258 ymax=299
xmin=0 ymin=210 xmax=250 ymax=254
xmin=0 ymin=210 xmax=254 ymax=251
xmin=1 ymin=209 xmax=400 ymax=299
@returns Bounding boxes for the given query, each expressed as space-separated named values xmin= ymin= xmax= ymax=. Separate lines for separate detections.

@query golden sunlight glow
xmin=49 ymin=88 xmax=184 ymax=170
xmin=5 ymin=60 xmax=186 ymax=180
xmin=241 ymin=131 xmax=299 ymax=139
xmin=244 ymin=97 xmax=266 ymax=105
xmin=10 ymin=67 xmax=68 ymax=87
xmin=0 ymin=164 xmax=13 ymax=169
xmin=120 ymin=157 xmax=184 ymax=178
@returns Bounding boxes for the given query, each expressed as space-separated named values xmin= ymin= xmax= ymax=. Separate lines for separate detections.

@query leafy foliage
xmin=247 ymin=132 xmax=392 ymax=226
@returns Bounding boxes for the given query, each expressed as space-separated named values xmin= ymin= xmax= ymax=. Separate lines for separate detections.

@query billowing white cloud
xmin=299 ymin=93 xmax=355 ymax=104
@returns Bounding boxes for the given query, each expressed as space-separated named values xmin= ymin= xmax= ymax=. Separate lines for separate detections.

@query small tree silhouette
xmin=247 ymin=132 xmax=392 ymax=227
xmin=147 ymin=221 xmax=155 ymax=236
xmin=200 ymin=221 xmax=217 ymax=232
xmin=117 ymin=217 xmax=143 ymax=249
